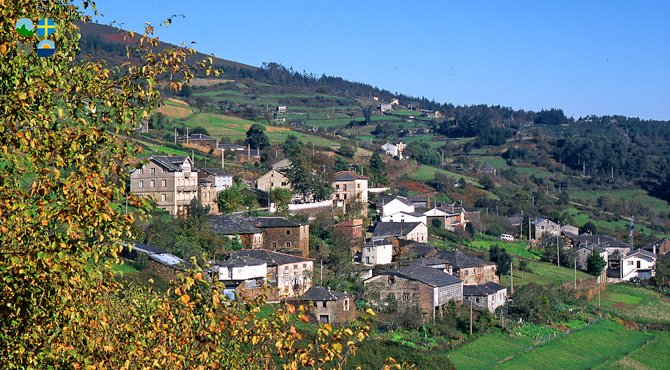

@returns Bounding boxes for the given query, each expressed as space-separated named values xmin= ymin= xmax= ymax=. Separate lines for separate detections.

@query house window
xmin=344 ymin=298 xmax=350 ymax=311
xmin=336 ymin=185 xmax=340 ymax=190
xmin=281 ymin=182 xmax=287 ymax=186
xmin=321 ymin=301 xmax=327 ymax=308
xmin=628 ymin=261 xmax=634 ymax=266
xmin=286 ymin=230 xmax=291 ymax=236
xmin=162 ymin=168 xmax=167 ymax=173
xmin=402 ymin=293 xmax=410 ymax=301
xmin=272 ymin=242 xmax=277 ymax=249
xmin=139 ymin=168 xmax=144 ymax=174
xmin=161 ymin=194 xmax=166 ymax=202
xmin=357 ymin=184 xmax=360 ymax=189
xmin=286 ymin=242 xmax=291 ymax=248
xmin=293 ymin=264 xmax=298 ymax=270
xmin=151 ymin=168 xmax=156 ymax=174
xmin=343 ymin=194 xmax=347 ymax=200
xmin=161 ymin=179 xmax=166 ymax=187
xmin=138 ymin=180 xmax=144 ymax=188
xmin=303 ymin=263 xmax=307 ymax=268
xmin=319 ymin=315 xmax=329 ymax=324
xmin=343 ymin=184 xmax=347 ymax=191
xmin=388 ymin=276 xmax=395 ymax=284
xmin=637 ymin=261 xmax=641 ymax=268
xmin=365 ymin=257 xmax=370 ymax=264
xmin=150 ymin=180 xmax=155 ymax=188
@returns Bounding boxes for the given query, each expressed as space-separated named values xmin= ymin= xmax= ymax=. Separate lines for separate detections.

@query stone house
xmin=332 ymin=171 xmax=369 ymax=209
xmin=256 ymin=217 xmax=310 ymax=257
xmin=197 ymin=177 xmax=219 ymax=214
xmin=209 ymin=215 xmax=265 ymax=249
xmin=295 ymin=286 xmax=356 ymax=324
xmin=333 ymin=219 xmax=364 ymax=255
xmin=364 ymin=265 xmax=463 ymax=322
xmin=183 ymin=133 xmax=219 ymax=150
xmin=644 ymin=238 xmax=670 ymax=256
xmin=372 ymin=222 xmax=428 ymax=243
xmin=130 ymin=156 xmax=198 ymax=215
xmin=234 ymin=249 xmax=313 ymax=302
xmin=620 ymin=249 xmax=656 ymax=281
xmin=463 ymin=282 xmax=507 ymax=312
xmin=255 ymin=169 xmax=291 ymax=193
xmin=532 ymin=217 xmax=561 ymax=240
xmin=434 ymin=250 xmax=498 ymax=285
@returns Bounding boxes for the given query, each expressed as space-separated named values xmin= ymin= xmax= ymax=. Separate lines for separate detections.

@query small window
xmin=343 ymin=298 xmax=350 ymax=311
xmin=286 ymin=230 xmax=291 ymax=236
xmin=402 ymin=293 xmax=410 ymax=301
xmin=293 ymin=264 xmax=298 ymax=270
xmin=138 ymin=180 xmax=144 ymax=188
xmin=272 ymin=242 xmax=277 ymax=248
xmin=319 ymin=315 xmax=329 ymax=324
xmin=357 ymin=184 xmax=360 ymax=189
xmin=343 ymin=184 xmax=347 ymax=191
xmin=628 ymin=261 xmax=634 ymax=266
xmin=151 ymin=168 xmax=156 ymax=174
xmin=162 ymin=168 xmax=167 ymax=173
xmin=303 ymin=263 xmax=307 ymax=268
xmin=286 ymin=242 xmax=291 ymax=248
xmin=150 ymin=180 xmax=155 ymax=188
xmin=161 ymin=194 xmax=166 ymax=202
xmin=336 ymin=184 xmax=340 ymax=190
xmin=388 ymin=276 xmax=396 ymax=284
xmin=321 ymin=301 xmax=327 ymax=308
xmin=161 ymin=179 xmax=167 ymax=187
xmin=139 ymin=168 xmax=144 ymax=174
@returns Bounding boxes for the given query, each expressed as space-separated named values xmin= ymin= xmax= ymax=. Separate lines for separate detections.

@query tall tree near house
xmin=245 ymin=122 xmax=270 ymax=149
xmin=333 ymin=156 xmax=350 ymax=171
xmin=587 ymin=251 xmax=607 ymax=276
xmin=654 ymin=253 xmax=670 ymax=287
xmin=216 ymin=184 xmax=243 ymax=214
xmin=0 ymin=3 xmax=370 ymax=366
xmin=271 ymin=187 xmax=293 ymax=216
xmin=282 ymin=134 xmax=304 ymax=158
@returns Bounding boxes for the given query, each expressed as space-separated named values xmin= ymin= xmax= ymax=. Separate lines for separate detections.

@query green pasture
xmin=499 ymin=260 xmax=592 ymax=287
xmin=466 ymin=236 xmax=539 ymax=259
xmin=595 ymin=283 xmax=670 ymax=324
xmin=601 ymin=331 xmax=670 ymax=369
xmin=569 ymin=189 xmax=670 ymax=215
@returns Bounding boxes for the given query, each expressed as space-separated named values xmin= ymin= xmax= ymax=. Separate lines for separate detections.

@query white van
xmin=500 ymin=234 xmax=514 ymax=242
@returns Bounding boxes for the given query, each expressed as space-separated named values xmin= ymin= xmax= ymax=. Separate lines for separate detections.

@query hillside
xmin=78 ymin=23 xmax=670 ymax=242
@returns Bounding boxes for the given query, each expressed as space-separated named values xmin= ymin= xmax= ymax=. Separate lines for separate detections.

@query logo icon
xmin=36 ymin=18 xmax=56 ymax=38
xmin=16 ymin=18 xmax=35 ymax=37
xmin=17 ymin=41 xmax=34 ymax=56
xmin=36 ymin=40 xmax=55 ymax=57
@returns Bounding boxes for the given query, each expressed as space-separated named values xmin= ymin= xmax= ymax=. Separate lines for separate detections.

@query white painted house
xmin=217 ymin=255 xmax=267 ymax=282
xmin=376 ymin=195 xmax=415 ymax=217
xmin=381 ymin=142 xmax=406 ymax=159
xmin=381 ymin=211 xmax=427 ymax=224
xmin=372 ymin=222 xmax=428 ymax=243
xmin=620 ymin=249 xmax=656 ymax=281
xmin=361 ymin=239 xmax=394 ymax=266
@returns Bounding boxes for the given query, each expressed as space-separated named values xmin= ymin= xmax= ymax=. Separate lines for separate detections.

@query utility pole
xmin=186 ymin=126 xmax=189 ymax=144
xmin=597 ymin=275 xmax=601 ymax=308
xmin=469 ymin=302 xmax=473 ymax=336
xmin=510 ymin=260 xmax=514 ymax=294
xmin=557 ymin=232 xmax=560 ymax=267
xmin=174 ymin=126 xmax=177 ymax=144
xmin=221 ymin=149 xmax=224 ymax=169
xmin=574 ymin=257 xmax=577 ymax=289
xmin=320 ymin=259 xmax=323 ymax=285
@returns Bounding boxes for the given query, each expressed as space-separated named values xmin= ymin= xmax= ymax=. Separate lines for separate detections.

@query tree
xmin=580 ymin=221 xmax=598 ymax=235
xmin=285 ymin=157 xmax=333 ymax=201
xmin=654 ymin=253 xmax=670 ymax=287
xmin=0 ymin=3 xmax=369 ymax=367
xmin=338 ymin=144 xmax=356 ymax=158
xmin=333 ymin=157 xmax=350 ymax=172
xmin=271 ymin=187 xmax=293 ymax=216
xmin=282 ymin=134 xmax=304 ymax=159
xmin=489 ymin=246 xmax=512 ymax=275
xmin=216 ymin=184 xmax=243 ymax=214
xmin=245 ymin=123 xmax=270 ymax=149
xmin=587 ymin=251 xmax=606 ymax=276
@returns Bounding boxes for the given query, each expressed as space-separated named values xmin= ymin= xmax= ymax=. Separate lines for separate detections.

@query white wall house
xmin=620 ymin=249 xmax=656 ymax=281
xmin=372 ymin=222 xmax=428 ymax=243
xmin=361 ymin=240 xmax=394 ymax=266
xmin=218 ymin=257 xmax=267 ymax=282
xmin=381 ymin=211 xmax=427 ymax=224
xmin=379 ymin=196 xmax=415 ymax=217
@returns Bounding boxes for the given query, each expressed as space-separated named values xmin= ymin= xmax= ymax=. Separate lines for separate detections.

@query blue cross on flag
xmin=36 ymin=18 xmax=56 ymax=38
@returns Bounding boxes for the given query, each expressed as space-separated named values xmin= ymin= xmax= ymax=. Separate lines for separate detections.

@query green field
xmin=467 ymin=236 xmax=539 ymax=259
xmin=447 ymin=329 xmax=535 ymax=369
xmin=474 ymin=155 xmax=510 ymax=170
xmin=500 ymin=260 xmax=592 ymax=287
xmin=564 ymin=207 xmax=655 ymax=236
xmin=496 ymin=320 xmax=653 ymax=369
xmin=600 ymin=331 xmax=670 ymax=369
xmin=595 ymin=284 xmax=670 ymax=324
xmin=569 ymin=189 xmax=670 ymax=215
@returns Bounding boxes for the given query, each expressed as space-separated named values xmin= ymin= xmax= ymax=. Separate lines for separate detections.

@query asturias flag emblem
xmin=36 ymin=40 xmax=56 ymax=57
xmin=36 ymin=18 xmax=56 ymax=38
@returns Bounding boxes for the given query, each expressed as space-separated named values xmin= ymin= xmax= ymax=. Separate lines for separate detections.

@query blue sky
xmin=91 ymin=1 xmax=669 ymax=120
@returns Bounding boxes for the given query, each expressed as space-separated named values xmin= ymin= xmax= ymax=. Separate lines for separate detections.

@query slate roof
xmin=376 ymin=195 xmax=413 ymax=208
xmin=644 ymin=238 xmax=669 ymax=252
xmin=380 ymin=265 xmax=461 ymax=287
xmin=299 ymin=286 xmax=350 ymax=301
xmin=574 ymin=235 xmax=628 ymax=249
xmin=463 ymin=282 xmax=506 ymax=297
xmin=133 ymin=243 xmax=167 ymax=255
xmin=149 ymin=156 xmax=190 ymax=172
xmin=218 ymin=143 xmax=246 ymax=150
xmin=233 ymin=249 xmax=312 ymax=266
xmin=434 ymin=250 xmax=494 ymax=270
xmin=372 ymin=222 xmax=423 ymax=238
xmin=201 ymin=167 xmax=232 ymax=177
xmin=624 ymin=248 xmax=656 ymax=259
xmin=256 ymin=217 xmax=304 ymax=228
xmin=531 ymin=217 xmax=556 ymax=226
xmin=271 ymin=158 xmax=292 ymax=170
xmin=187 ymin=133 xmax=216 ymax=141
xmin=333 ymin=170 xmax=368 ymax=181
xmin=397 ymin=241 xmax=437 ymax=259
xmin=210 ymin=215 xmax=263 ymax=235
xmin=410 ymin=256 xmax=449 ymax=267
xmin=219 ymin=255 xmax=267 ymax=268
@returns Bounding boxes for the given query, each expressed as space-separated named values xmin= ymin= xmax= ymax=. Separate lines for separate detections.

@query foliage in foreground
xmin=0 ymin=2 xmax=370 ymax=368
